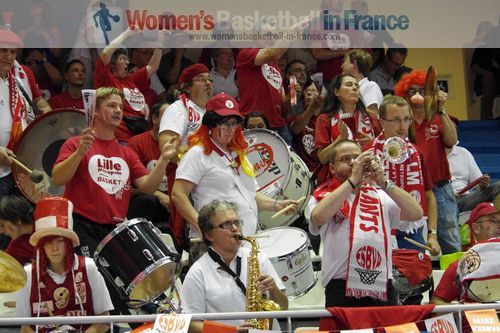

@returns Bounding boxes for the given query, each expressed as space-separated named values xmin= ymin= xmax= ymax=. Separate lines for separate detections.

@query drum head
xmin=255 ymin=227 xmax=309 ymax=258
xmin=13 ymin=109 xmax=85 ymax=203
xmin=244 ymin=129 xmax=291 ymax=197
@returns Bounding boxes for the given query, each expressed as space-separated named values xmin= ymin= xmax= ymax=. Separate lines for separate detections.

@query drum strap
xmin=208 ymin=248 xmax=246 ymax=296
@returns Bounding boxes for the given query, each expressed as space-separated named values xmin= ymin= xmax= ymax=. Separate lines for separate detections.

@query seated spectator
xmin=431 ymin=202 xmax=498 ymax=304
xmin=15 ymin=197 xmax=113 ymax=333
xmin=342 ymin=49 xmax=384 ymax=115
xmin=0 ymin=195 xmax=35 ymax=265
xmin=210 ymin=48 xmax=238 ymax=98
xmin=368 ymin=47 xmax=408 ymax=95
xmin=244 ymin=111 xmax=270 ymax=130
xmin=447 ymin=143 xmax=500 ymax=212
xmin=181 ymin=200 xmax=288 ymax=331
xmin=48 ymin=59 xmax=85 ymax=110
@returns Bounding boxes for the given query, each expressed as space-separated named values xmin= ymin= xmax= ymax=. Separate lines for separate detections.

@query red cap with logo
xmin=178 ymin=63 xmax=209 ymax=86
xmin=205 ymin=93 xmax=242 ymax=118
xmin=467 ymin=202 xmax=497 ymax=227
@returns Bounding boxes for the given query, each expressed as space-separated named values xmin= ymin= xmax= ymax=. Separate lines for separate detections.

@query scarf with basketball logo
xmin=346 ymin=181 xmax=389 ymax=301
xmin=371 ymin=133 xmax=427 ymax=216
xmin=6 ymin=68 xmax=28 ymax=149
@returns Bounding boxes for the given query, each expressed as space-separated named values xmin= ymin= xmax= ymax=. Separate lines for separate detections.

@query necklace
xmin=210 ymin=139 xmax=240 ymax=175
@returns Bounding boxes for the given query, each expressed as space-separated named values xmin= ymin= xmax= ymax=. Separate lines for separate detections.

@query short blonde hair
xmin=95 ymin=87 xmax=124 ymax=108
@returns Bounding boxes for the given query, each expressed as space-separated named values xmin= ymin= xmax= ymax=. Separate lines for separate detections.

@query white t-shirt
xmin=181 ymin=246 xmax=285 ymax=327
xmin=176 ymin=145 xmax=259 ymax=237
xmin=159 ymin=98 xmax=205 ymax=146
xmin=308 ymin=191 xmax=402 ymax=287
xmin=0 ymin=77 xmax=13 ymax=178
xmin=359 ymin=77 xmax=384 ymax=110
xmin=15 ymin=256 xmax=114 ymax=317
xmin=447 ymin=145 xmax=482 ymax=193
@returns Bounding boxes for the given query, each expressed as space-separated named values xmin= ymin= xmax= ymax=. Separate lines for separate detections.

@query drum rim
xmin=94 ymin=218 xmax=153 ymax=257
xmin=12 ymin=109 xmax=86 ymax=203
xmin=287 ymin=274 xmax=318 ymax=299
xmin=127 ymin=256 xmax=176 ymax=304
xmin=256 ymin=227 xmax=311 ymax=261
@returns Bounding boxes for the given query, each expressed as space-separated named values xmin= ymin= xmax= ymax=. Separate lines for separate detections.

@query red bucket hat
xmin=178 ymin=63 xmax=209 ymax=87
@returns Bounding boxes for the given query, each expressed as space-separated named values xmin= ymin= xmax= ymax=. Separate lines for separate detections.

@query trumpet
xmin=383 ymin=136 xmax=409 ymax=165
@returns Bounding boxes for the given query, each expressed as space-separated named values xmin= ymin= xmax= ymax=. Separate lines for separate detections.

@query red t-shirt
xmin=55 ymin=136 xmax=149 ymax=224
xmin=48 ymin=91 xmax=84 ymax=110
xmin=128 ymin=131 xmax=168 ymax=193
xmin=288 ymin=114 xmax=319 ymax=172
xmin=316 ymin=52 xmax=344 ymax=82
xmin=414 ymin=115 xmax=452 ymax=184
xmin=236 ymin=48 xmax=286 ymax=128
xmin=5 ymin=234 xmax=34 ymax=265
xmin=93 ymin=58 xmax=150 ymax=142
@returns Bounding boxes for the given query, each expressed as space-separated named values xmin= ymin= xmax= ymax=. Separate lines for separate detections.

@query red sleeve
xmin=432 ymin=261 xmax=460 ymax=302
xmin=21 ymin=65 xmax=41 ymax=99
xmin=129 ymin=66 xmax=150 ymax=92
xmin=55 ymin=137 xmax=79 ymax=165
xmin=236 ymin=48 xmax=259 ymax=69
xmin=314 ymin=113 xmax=332 ymax=149
xmin=93 ymin=57 xmax=112 ymax=89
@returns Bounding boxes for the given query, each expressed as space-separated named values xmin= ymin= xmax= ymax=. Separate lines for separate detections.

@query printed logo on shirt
xmin=75 ymin=283 xmax=87 ymax=304
xmin=146 ymin=159 xmax=168 ymax=192
xmin=424 ymin=123 xmax=439 ymax=140
xmin=261 ymin=64 xmax=282 ymax=90
xmin=75 ymin=272 xmax=83 ymax=283
xmin=89 ymin=155 xmax=130 ymax=197
xmin=123 ymin=87 xmax=146 ymax=112
xmin=302 ymin=133 xmax=315 ymax=155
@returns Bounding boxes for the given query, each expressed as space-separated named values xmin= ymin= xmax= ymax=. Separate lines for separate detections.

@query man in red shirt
xmin=49 ymin=59 xmax=85 ymax=110
xmin=52 ymin=87 xmax=178 ymax=257
xmin=431 ymin=202 xmax=498 ymax=304
xmin=394 ymin=70 xmax=460 ymax=254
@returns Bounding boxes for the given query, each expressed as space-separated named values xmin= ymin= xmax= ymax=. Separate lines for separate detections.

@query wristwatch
xmin=428 ymin=228 xmax=437 ymax=235
xmin=384 ymin=179 xmax=396 ymax=192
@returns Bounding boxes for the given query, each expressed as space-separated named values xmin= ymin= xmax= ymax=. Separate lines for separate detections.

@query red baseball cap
xmin=205 ymin=93 xmax=242 ymax=118
xmin=467 ymin=202 xmax=497 ymax=227
xmin=178 ymin=63 xmax=209 ymax=86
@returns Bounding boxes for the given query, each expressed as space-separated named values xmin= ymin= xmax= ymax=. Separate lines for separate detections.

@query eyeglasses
xmin=334 ymin=154 xmax=359 ymax=164
xmin=214 ymin=219 xmax=244 ymax=229
xmin=408 ymin=88 xmax=425 ymax=97
xmin=218 ymin=120 xmax=241 ymax=129
xmin=383 ymin=117 xmax=413 ymax=125
xmin=192 ymin=77 xmax=214 ymax=84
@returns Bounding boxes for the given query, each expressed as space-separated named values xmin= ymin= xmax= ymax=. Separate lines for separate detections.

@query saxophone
xmin=236 ymin=234 xmax=281 ymax=330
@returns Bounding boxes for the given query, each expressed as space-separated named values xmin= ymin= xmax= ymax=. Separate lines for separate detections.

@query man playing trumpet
xmin=371 ymin=96 xmax=441 ymax=256
xmin=309 ymin=140 xmax=423 ymax=307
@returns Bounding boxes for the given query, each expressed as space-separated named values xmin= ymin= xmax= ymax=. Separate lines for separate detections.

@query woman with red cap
xmin=172 ymin=93 xmax=299 ymax=252
xmin=15 ymin=197 xmax=113 ymax=333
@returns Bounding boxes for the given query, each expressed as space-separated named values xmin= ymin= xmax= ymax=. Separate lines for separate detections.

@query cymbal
xmin=0 ymin=251 xmax=26 ymax=293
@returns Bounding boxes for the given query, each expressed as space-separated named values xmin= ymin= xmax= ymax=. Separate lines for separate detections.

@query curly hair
xmin=394 ymin=70 xmax=426 ymax=98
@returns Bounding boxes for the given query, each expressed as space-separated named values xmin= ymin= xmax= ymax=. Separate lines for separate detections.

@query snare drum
xmin=244 ymin=129 xmax=311 ymax=228
xmin=94 ymin=218 xmax=178 ymax=307
xmin=253 ymin=227 xmax=316 ymax=298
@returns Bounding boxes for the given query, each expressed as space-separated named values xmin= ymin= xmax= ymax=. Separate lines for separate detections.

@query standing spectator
xmin=236 ymin=47 xmax=291 ymax=144
xmin=341 ymin=49 xmax=384 ymax=115
xmin=158 ymin=48 xmax=194 ymax=101
xmin=48 ymin=59 xmax=85 ymax=110
xmin=158 ymin=63 xmax=213 ymax=244
xmin=210 ymin=48 xmax=238 ymax=98
xmin=93 ymin=28 xmax=165 ymax=143
xmin=368 ymin=47 xmax=408 ymax=95
xmin=394 ymin=70 xmax=460 ymax=254
xmin=309 ymin=140 xmax=423 ymax=307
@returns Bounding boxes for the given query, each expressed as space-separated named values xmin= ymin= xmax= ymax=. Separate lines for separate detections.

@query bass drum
xmin=13 ymin=109 xmax=86 ymax=202
xmin=244 ymin=129 xmax=311 ymax=229
xmin=94 ymin=218 xmax=179 ymax=307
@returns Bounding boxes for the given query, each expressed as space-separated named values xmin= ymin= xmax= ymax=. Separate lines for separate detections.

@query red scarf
xmin=6 ymin=69 xmax=26 ymax=149
xmin=346 ymin=183 xmax=389 ymax=301
xmin=330 ymin=110 xmax=375 ymax=142
xmin=371 ymin=133 xmax=427 ymax=215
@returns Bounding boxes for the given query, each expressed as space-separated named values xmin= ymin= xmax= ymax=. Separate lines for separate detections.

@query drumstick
xmin=271 ymin=196 xmax=306 ymax=220
xmin=403 ymin=237 xmax=432 ymax=252
xmin=8 ymin=155 xmax=44 ymax=183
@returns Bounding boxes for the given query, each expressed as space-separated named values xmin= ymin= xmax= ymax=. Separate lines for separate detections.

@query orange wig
xmin=394 ymin=70 xmax=426 ymax=98
xmin=188 ymin=124 xmax=248 ymax=155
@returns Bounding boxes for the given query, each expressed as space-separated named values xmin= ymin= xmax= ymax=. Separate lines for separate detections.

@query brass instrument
xmin=383 ymin=136 xmax=409 ymax=165
xmin=236 ymin=234 xmax=281 ymax=330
